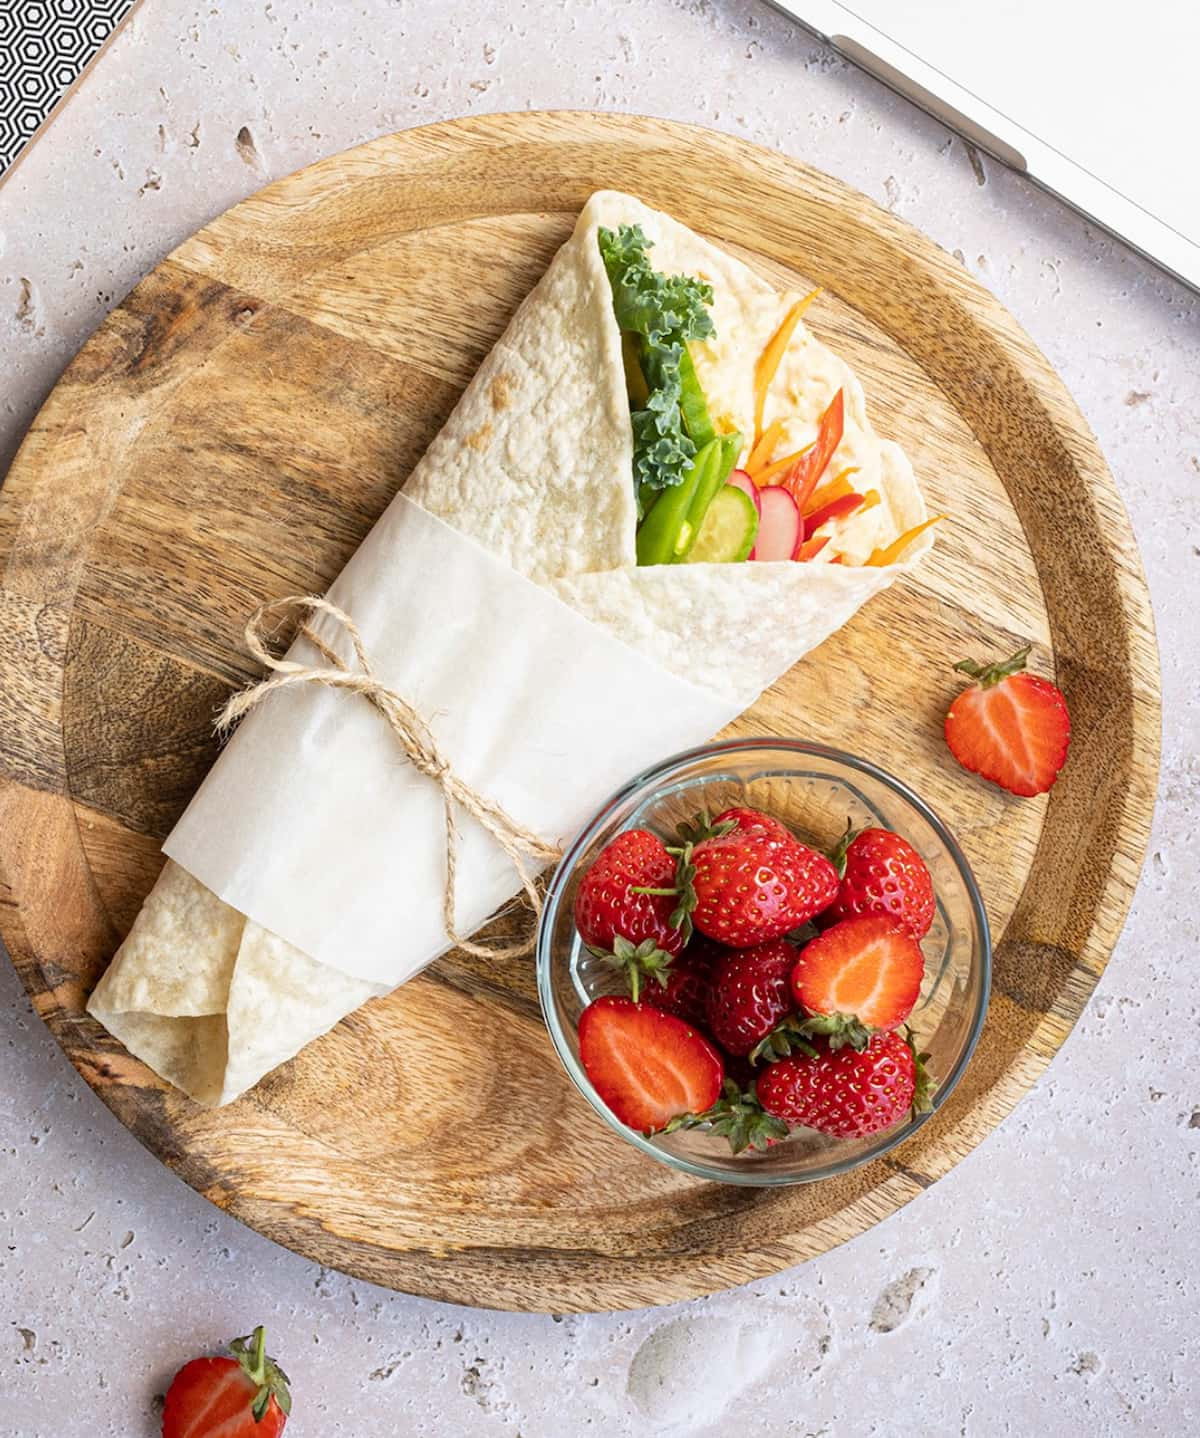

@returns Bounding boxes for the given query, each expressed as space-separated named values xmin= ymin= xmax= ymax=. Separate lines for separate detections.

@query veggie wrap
xmin=88 ymin=191 xmax=933 ymax=1106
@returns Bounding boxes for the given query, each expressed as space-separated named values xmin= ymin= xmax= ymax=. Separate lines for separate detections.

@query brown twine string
xmin=216 ymin=595 xmax=562 ymax=959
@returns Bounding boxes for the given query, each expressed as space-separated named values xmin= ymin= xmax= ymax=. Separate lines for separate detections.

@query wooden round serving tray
xmin=0 ymin=113 xmax=1159 ymax=1312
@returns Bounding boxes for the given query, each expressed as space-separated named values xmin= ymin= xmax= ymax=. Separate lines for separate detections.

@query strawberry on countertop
xmin=578 ymin=995 xmax=724 ymax=1135
xmin=944 ymin=644 xmax=1070 ymax=797
xmin=758 ymin=1029 xmax=934 ymax=1139
xmin=825 ymin=824 xmax=936 ymax=939
xmin=162 ymin=1326 xmax=290 ymax=1438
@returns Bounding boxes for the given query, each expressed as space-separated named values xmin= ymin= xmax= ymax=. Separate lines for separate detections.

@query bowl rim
xmin=535 ymin=736 xmax=993 ymax=1187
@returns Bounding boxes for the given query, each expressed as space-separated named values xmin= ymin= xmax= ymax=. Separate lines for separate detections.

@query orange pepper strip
xmin=859 ymin=488 xmax=881 ymax=512
xmin=828 ymin=555 xmax=844 ymax=564
xmin=866 ymin=514 xmax=945 ymax=566
xmin=803 ymin=468 xmax=860 ymax=516
xmin=752 ymin=288 xmax=821 ymax=447
xmin=756 ymin=441 xmax=816 ymax=488
xmin=745 ymin=419 xmax=786 ymax=478
xmin=780 ymin=389 xmax=845 ymax=511
xmin=794 ymin=534 xmax=830 ymax=562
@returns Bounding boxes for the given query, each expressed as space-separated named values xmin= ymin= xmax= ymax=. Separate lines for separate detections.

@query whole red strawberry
xmin=758 ymin=1030 xmax=933 ymax=1139
xmin=642 ymin=938 xmax=722 ymax=1027
xmin=944 ymin=644 xmax=1070 ymax=797
xmin=575 ymin=828 xmax=685 ymax=965
xmin=705 ymin=940 xmax=799 ymax=1056
xmin=825 ymin=826 xmax=936 ymax=939
xmin=163 ymin=1326 xmax=291 ymax=1438
xmin=690 ymin=829 xmax=838 ymax=947
xmin=712 ymin=807 xmax=793 ymax=847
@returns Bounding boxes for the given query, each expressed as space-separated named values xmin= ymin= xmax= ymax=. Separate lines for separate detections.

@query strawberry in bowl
xmin=537 ymin=740 xmax=990 ymax=1185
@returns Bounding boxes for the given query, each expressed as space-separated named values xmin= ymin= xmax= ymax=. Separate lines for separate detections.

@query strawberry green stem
xmin=247 ymin=1326 xmax=267 ymax=1387
xmin=903 ymin=1026 xmax=937 ymax=1115
xmin=798 ymin=1011 xmax=872 ymax=1052
xmin=952 ymin=643 xmax=1032 ymax=688
xmin=827 ymin=818 xmax=861 ymax=878
xmin=594 ymin=935 xmax=675 ymax=1003
xmin=230 ymin=1324 xmax=293 ymax=1422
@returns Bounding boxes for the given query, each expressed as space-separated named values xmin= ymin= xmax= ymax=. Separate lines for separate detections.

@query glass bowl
xmin=536 ymin=738 xmax=990 ymax=1186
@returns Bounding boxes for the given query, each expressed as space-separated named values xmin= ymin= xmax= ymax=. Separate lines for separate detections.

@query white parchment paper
xmin=164 ymin=494 xmax=739 ymax=987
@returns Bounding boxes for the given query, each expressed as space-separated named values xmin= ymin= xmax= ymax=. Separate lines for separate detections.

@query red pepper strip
xmin=780 ymin=389 xmax=844 ymax=511
xmin=803 ymin=491 xmax=863 ymax=538
xmin=794 ymin=534 xmax=830 ymax=562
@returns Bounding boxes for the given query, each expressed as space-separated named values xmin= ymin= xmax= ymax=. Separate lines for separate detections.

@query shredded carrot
xmin=794 ymin=534 xmax=830 ymax=562
xmin=860 ymin=488 xmax=881 ymax=513
xmin=756 ymin=441 xmax=815 ymax=487
xmin=752 ymin=288 xmax=821 ymax=447
xmin=803 ymin=468 xmax=859 ymax=516
xmin=745 ymin=419 xmax=786 ymax=477
xmin=866 ymin=514 xmax=945 ymax=567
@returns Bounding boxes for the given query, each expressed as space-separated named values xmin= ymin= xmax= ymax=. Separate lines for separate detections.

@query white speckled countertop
xmin=2 ymin=2 xmax=1197 ymax=1434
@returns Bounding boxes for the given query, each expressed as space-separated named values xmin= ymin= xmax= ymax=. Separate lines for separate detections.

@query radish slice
xmin=749 ymin=485 xmax=801 ymax=561
xmin=727 ymin=469 xmax=761 ymax=515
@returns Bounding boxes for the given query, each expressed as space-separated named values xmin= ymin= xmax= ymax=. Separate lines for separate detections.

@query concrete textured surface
xmin=2 ymin=2 xmax=1197 ymax=1434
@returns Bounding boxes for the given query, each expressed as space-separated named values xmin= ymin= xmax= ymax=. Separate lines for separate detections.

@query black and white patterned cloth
xmin=0 ymin=0 xmax=138 ymax=178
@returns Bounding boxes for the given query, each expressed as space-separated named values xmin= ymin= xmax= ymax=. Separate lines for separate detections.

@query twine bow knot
xmin=217 ymin=595 xmax=562 ymax=959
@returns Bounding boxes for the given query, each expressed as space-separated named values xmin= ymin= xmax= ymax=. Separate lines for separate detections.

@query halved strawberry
xmin=162 ymin=1326 xmax=291 ymax=1438
xmin=789 ymin=915 xmax=924 ymax=1046
xmin=826 ymin=825 xmax=936 ymax=939
xmin=578 ymin=996 xmax=724 ymax=1135
xmin=944 ymin=644 xmax=1070 ymax=797
xmin=757 ymin=1029 xmax=934 ymax=1138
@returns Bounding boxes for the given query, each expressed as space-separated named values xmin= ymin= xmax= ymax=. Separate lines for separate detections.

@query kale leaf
xmin=598 ymin=224 xmax=716 ymax=491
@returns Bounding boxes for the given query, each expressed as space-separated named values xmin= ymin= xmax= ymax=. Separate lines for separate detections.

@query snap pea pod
xmin=636 ymin=434 xmax=744 ymax=565
xmin=636 ymin=440 xmax=721 ymax=567
xmin=672 ymin=431 xmax=743 ymax=562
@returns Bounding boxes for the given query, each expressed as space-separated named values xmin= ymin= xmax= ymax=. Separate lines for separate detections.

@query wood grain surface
xmin=0 ymin=112 xmax=1159 ymax=1312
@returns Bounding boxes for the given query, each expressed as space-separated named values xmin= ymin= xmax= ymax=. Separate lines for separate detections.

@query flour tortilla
xmin=88 ymin=190 xmax=932 ymax=1106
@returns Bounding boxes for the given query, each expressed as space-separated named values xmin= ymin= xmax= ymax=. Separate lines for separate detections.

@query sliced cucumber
xmin=685 ymin=484 xmax=759 ymax=563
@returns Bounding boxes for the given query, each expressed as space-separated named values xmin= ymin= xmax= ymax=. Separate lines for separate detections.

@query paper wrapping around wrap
xmin=163 ymin=494 xmax=740 ymax=987
xmin=88 ymin=189 xmax=933 ymax=1106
